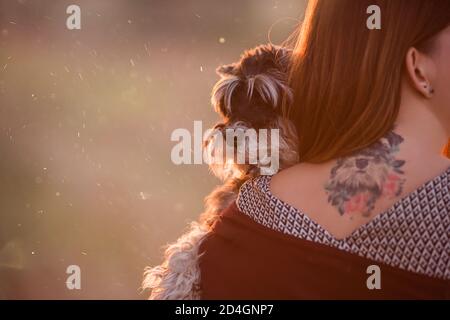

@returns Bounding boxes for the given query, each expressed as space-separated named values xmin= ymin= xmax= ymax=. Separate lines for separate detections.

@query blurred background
xmin=0 ymin=0 xmax=306 ymax=299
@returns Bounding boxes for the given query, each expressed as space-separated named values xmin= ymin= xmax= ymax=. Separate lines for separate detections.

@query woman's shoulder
xmin=236 ymin=175 xmax=276 ymax=218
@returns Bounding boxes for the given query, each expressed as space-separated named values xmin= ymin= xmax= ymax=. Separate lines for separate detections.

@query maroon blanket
xmin=199 ymin=202 xmax=450 ymax=299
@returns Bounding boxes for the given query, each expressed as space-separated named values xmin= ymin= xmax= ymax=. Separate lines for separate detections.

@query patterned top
xmin=236 ymin=167 xmax=450 ymax=279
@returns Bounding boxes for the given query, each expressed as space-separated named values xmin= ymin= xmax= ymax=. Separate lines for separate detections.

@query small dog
xmin=325 ymin=131 xmax=406 ymax=217
xmin=142 ymin=44 xmax=299 ymax=299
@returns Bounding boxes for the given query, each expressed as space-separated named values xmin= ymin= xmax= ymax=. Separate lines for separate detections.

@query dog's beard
xmin=333 ymin=159 xmax=389 ymax=192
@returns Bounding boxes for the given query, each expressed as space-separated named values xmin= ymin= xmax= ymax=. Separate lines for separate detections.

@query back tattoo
xmin=325 ymin=131 xmax=406 ymax=217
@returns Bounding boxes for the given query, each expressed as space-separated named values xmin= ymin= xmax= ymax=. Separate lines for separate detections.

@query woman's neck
xmin=395 ymin=89 xmax=449 ymax=159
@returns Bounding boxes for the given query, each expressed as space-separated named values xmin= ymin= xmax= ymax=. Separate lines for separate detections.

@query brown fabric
xmin=199 ymin=202 xmax=450 ymax=299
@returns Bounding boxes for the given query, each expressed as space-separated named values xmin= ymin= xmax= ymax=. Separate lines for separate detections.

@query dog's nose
xmin=355 ymin=158 xmax=369 ymax=169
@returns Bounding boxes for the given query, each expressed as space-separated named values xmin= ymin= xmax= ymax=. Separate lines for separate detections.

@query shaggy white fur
xmin=142 ymin=221 xmax=208 ymax=300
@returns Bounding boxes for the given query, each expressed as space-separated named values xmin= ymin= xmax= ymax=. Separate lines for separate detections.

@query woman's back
xmin=199 ymin=129 xmax=450 ymax=299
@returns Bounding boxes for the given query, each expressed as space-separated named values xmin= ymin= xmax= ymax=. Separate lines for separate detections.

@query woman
xmin=144 ymin=0 xmax=450 ymax=299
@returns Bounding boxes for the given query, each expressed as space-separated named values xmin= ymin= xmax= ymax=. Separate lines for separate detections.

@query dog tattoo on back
xmin=325 ymin=131 xmax=406 ymax=217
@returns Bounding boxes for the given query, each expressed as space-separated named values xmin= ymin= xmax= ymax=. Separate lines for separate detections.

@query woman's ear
xmin=405 ymin=47 xmax=436 ymax=99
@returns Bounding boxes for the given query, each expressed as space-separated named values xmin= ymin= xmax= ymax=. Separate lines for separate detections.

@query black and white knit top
xmin=236 ymin=167 xmax=450 ymax=279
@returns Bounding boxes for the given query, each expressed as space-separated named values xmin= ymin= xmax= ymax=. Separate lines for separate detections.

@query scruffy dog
xmin=142 ymin=44 xmax=299 ymax=299
xmin=325 ymin=131 xmax=406 ymax=217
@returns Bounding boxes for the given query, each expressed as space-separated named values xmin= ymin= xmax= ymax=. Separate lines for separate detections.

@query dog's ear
xmin=386 ymin=131 xmax=404 ymax=148
xmin=216 ymin=63 xmax=237 ymax=77
xmin=330 ymin=164 xmax=339 ymax=178
xmin=210 ymin=73 xmax=242 ymax=118
xmin=212 ymin=64 xmax=240 ymax=117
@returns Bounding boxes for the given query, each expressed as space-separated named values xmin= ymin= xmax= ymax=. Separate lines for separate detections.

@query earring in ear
xmin=424 ymin=84 xmax=434 ymax=95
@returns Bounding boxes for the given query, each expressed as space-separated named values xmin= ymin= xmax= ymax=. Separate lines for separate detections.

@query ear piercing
xmin=424 ymin=84 xmax=434 ymax=95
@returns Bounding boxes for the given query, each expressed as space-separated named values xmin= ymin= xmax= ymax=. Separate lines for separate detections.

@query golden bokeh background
xmin=0 ymin=0 xmax=305 ymax=298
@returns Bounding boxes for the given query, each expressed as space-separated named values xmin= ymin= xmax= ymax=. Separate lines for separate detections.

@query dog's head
xmin=205 ymin=44 xmax=298 ymax=180
xmin=211 ymin=44 xmax=292 ymax=128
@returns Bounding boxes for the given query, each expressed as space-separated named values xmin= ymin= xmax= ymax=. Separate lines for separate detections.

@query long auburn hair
xmin=285 ymin=0 xmax=450 ymax=163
